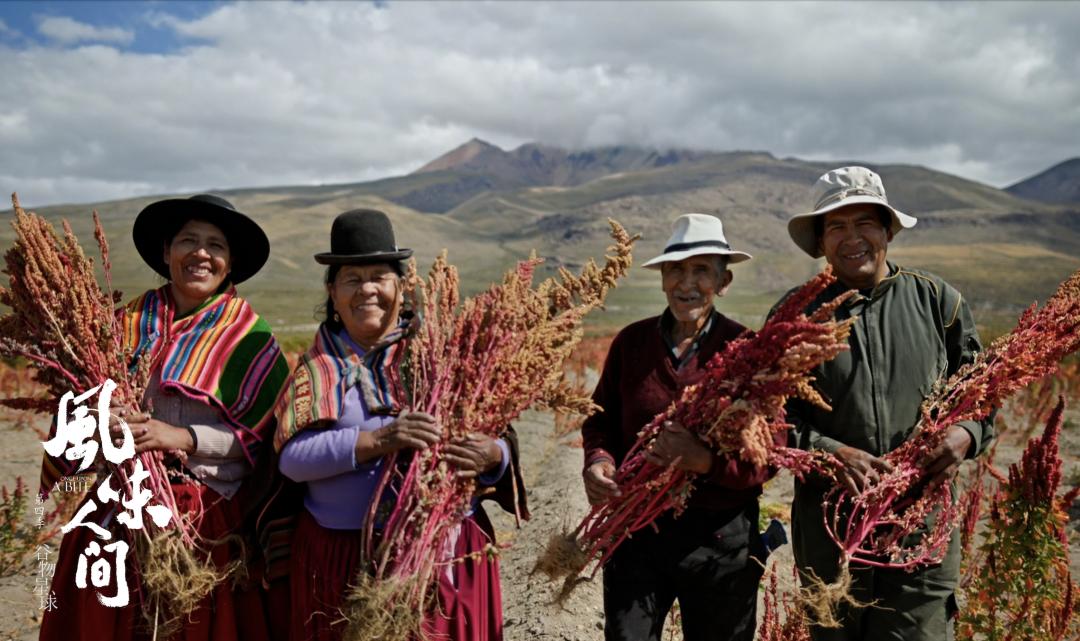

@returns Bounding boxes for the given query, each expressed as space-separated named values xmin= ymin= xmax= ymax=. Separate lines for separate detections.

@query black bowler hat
xmin=132 ymin=194 xmax=270 ymax=284
xmin=314 ymin=209 xmax=413 ymax=265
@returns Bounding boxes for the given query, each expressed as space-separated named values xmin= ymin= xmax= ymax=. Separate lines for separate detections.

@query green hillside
xmin=4 ymin=142 xmax=1077 ymax=342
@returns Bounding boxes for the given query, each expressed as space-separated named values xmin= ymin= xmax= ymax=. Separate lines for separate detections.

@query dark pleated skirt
xmin=39 ymin=481 xmax=274 ymax=641
xmin=288 ymin=509 xmax=503 ymax=641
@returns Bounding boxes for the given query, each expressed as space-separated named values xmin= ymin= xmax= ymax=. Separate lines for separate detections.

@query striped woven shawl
xmin=273 ymin=320 xmax=411 ymax=451
xmin=124 ymin=286 xmax=290 ymax=463
xmin=41 ymin=286 xmax=289 ymax=492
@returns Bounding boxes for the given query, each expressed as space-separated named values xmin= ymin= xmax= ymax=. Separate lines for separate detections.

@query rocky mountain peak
xmin=1006 ymin=158 xmax=1080 ymax=204
xmin=412 ymin=138 xmax=506 ymax=174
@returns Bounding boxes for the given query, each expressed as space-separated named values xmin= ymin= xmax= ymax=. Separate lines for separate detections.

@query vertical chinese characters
xmin=34 ymin=544 xmax=56 ymax=612
xmin=42 ymin=379 xmax=172 ymax=608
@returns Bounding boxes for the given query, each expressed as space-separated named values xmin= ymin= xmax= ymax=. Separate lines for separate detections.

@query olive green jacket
xmin=783 ymin=263 xmax=994 ymax=491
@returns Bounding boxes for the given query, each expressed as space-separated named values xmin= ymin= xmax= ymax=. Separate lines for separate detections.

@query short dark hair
xmin=813 ymin=205 xmax=892 ymax=241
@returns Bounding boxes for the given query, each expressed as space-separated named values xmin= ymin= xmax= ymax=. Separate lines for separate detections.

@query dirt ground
xmin=493 ymin=406 xmax=1080 ymax=641
xmin=0 ymin=403 xmax=1077 ymax=640
xmin=490 ymin=410 xmax=800 ymax=641
xmin=0 ymin=413 xmax=50 ymax=640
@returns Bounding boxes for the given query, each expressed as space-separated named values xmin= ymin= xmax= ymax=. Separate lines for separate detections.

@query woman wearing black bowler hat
xmin=39 ymin=194 xmax=291 ymax=641
xmin=274 ymin=209 xmax=528 ymax=641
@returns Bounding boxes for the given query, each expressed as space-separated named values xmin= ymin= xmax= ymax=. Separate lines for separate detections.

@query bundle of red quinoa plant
xmin=1 ymin=195 xmax=140 ymax=413
xmin=534 ymin=267 xmax=855 ymax=601
xmin=0 ymin=195 xmax=224 ymax=628
xmin=758 ymin=560 xmax=812 ymax=641
xmin=342 ymin=220 xmax=637 ymax=641
xmin=808 ymin=267 xmax=1080 ymax=623
xmin=955 ymin=359 xmax=1072 ymax=568
xmin=955 ymin=396 xmax=1079 ymax=641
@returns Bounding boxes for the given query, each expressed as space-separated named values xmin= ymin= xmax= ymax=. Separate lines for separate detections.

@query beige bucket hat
xmin=787 ymin=166 xmax=917 ymax=258
xmin=642 ymin=213 xmax=752 ymax=269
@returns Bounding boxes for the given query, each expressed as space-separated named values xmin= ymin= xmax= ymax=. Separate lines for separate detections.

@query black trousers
xmin=602 ymin=502 xmax=766 ymax=641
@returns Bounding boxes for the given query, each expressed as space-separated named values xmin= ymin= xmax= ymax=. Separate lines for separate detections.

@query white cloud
xmin=2 ymin=1 xmax=1078 ymax=206
xmin=36 ymin=15 xmax=134 ymax=46
xmin=3 ymin=174 xmax=155 ymax=209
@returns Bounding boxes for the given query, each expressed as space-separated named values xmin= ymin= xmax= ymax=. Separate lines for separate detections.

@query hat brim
xmin=133 ymin=198 xmax=270 ymax=284
xmin=314 ymin=249 xmax=414 ymax=266
xmin=787 ymin=196 xmax=917 ymax=258
xmin=642 ymin=247 xmax=752 ymax=269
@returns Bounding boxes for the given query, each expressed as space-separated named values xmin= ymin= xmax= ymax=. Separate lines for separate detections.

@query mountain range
xmin=4 ymin=140 xmax=1079 ymax=338
xmin=1006 ymin=158 xmax=1080 ymax=205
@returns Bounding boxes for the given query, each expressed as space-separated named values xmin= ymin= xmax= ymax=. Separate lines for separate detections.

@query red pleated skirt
xmin=288 ymin=509 xmax=503 ymax=641
xmin=39 ymin=481 xmax=274 ymax=641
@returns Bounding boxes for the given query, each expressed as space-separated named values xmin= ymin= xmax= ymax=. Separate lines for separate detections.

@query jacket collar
xmin=840 ymin=261 xmax=899 ymax=308
xmin=658 ymin=306 xmax=717 ymax=367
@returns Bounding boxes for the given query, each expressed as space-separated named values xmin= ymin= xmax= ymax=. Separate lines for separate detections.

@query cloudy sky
xmin=2 ymin=1 xmax=1078 ymax=207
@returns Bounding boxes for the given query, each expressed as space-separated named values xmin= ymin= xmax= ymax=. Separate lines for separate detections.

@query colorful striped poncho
xmin=273 ymin=320 xmax=411 ymax=451
xmin=41 ymin=285 xmax=290 ymax=490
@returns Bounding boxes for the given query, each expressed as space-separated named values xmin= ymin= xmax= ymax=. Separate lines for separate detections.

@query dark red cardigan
xmin=581 ymin=311 xmax=780 ymax=512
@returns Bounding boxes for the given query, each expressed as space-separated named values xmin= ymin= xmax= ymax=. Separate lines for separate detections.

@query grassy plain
xmin=4 ymin=149 xmax=1078 ymax=346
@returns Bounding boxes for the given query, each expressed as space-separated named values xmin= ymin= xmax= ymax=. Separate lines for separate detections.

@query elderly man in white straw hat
xmin=581 ymin=213 xmax=778 ymax=641
xmin=778 ymin=167 xmax=995 ymax=640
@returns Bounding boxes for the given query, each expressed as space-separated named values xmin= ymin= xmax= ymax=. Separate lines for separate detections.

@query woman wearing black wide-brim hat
xmin=273 ymin=209 xmax=528 ymax=641
xmin=40 ymin=194 xmax=291 ymax=641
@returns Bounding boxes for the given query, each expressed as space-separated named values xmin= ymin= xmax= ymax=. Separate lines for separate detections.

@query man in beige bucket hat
xmin=778 ymin=167 xmax=995 ymax=640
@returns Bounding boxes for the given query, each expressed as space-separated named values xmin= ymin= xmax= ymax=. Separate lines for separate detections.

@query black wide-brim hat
xmin=314 ymin=209 xmax=413 ymax=265
xmin=132 ymin=194 xmax=270 ymax=284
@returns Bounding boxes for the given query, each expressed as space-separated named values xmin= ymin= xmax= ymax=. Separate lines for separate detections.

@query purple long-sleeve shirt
xmin=279 ymin=331 xmax=510 ymax=530
xmin=279 ymin=382 xmax=393 ymax=530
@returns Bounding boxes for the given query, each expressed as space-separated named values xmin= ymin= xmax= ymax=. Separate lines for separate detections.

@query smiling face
xmin=818 ymin=204 xmax=894 ymax=290
xmin=163 ymin=219 xmax=232 ymax=314
xmin=660 ymin=255 xmax=732 ymax=326
xmin=328 ymin=263 xmax=403 ymax=349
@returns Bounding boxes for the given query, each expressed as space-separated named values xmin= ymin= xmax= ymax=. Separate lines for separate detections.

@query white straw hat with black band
xmin=642 ymin=213 xmax=752 ymax=269
xmin=787 ymin=166 xmax=918 ymax=258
